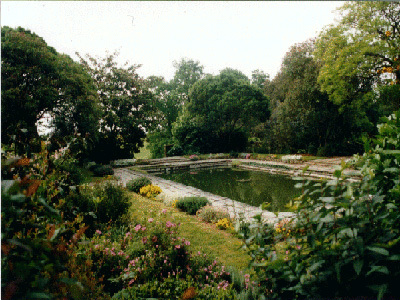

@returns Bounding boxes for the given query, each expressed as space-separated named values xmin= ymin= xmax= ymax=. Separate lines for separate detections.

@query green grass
xmin=127 ymin=192 xmax=251 ymax=271
xmin=134 ymin=141 xmax=151 ymax=159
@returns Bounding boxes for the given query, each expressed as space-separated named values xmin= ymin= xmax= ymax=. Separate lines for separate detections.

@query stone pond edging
xmin=114 ymin=167 xmax=294 ymax=224
xmin=113 ymin=156 xmax=359 ymax=224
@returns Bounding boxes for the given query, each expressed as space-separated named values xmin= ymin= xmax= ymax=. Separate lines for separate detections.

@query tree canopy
xmin=315 ymin=1 xmax=400 ymax=109
xmin=173 ymin=68 xmax=270 ymax=153
xmin=264 ymin=39 xmax=369 ymax=155
xmin=78 ymin=52 xmax=156 ymax=162
xmin=1 ymin=26 xmax=99 ymax=148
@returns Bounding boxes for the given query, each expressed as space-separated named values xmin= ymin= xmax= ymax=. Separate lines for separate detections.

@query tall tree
xmin=251 ymin=69 xmax=270 ymax=91
xmin=264 ymin=39 xmax=367 ymax=155
xmin=78 ymin=52 xmax=156 ymax=162
xmin=145 ymin=59 xmax=205 ymax=158
xmin=171 ymin=58 xmax=204 ymax=101
xmin=1 ymin=26 xmax=99 ymax=148
xmin=315 ymin=1 xmax=400 ymax=111
xmin=173 ymin=68 xmax=270 ymax=153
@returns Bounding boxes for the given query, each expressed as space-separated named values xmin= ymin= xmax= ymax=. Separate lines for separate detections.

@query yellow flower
xmin=385 ymin=31 xmax=391 ymax=37
xmin=139 ymin=184 xmax=162 ymax=198
xmin=216 ymin=218 xmax=233 ymax=230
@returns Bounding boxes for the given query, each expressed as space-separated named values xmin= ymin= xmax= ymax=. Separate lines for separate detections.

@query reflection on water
xmin=159 ymin=168 xmax=302 ymax=212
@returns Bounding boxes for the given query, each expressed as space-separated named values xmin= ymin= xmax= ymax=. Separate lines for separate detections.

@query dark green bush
xmin=175 ymin=197 xmax=209 ymax=215
xmin=96 ymin=183 xmax=130 ymax=224
xmin=126 ymin=176 xmax=152 ymax=193
xmin=92 ymin=164 xmax=114 ymax=177
xmin=239 ymin=110 xmax=400 ymax=300
xmin=69 ymin=182 xmax=130 ymax=232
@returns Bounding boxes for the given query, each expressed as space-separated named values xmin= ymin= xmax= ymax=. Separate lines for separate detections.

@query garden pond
xmin=159 ymin=167 xmax=303 ymax=212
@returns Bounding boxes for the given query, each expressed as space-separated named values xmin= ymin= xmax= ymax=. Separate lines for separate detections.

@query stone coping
xmin=114 ymin=168 xmax=293 ymax=224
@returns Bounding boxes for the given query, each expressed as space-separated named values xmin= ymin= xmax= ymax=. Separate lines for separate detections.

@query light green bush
xmin=196 ymin=205 xmax=231 ymax=223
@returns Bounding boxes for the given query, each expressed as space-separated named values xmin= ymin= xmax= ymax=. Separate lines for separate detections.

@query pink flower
xmin=148 ymin=218 xmax=154 ymax=223
xmin=175 ymin=245 xmax=181 ymax=249
xmin=185 ymin=241 xmax=190 ymax=246
xmin=141 ymin=226 xmax=146 ymax=231
xmin=161 ymin=209 xmax=167 ymax=214
xmin=166 ymin=221 xmax=174 ymax=228
xmin=134 ymin=224 xmax=142 ymax=232
xmin=95 ymin=230 xmax=102 ymax=235
xmin=94 ymin=244 xmax=99 ymax=249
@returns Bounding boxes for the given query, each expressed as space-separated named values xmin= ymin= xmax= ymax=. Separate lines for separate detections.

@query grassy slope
xmin=134 ymin=141 xmax=151 ymax=159
xmin=128 ymin=192 xmax=251 ymax=271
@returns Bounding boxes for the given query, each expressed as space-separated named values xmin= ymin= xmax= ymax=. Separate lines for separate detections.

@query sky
xmin=2 ymin=1 xmax=344 ymax=81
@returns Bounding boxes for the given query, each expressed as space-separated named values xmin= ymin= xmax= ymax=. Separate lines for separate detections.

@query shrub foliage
xmin=126 ymin=177 xmax=152 ymax=193
xmin=239 ymin=110 xmax=400 ymax=300
xmin=175 ymin=197 xmax=209 ymax=215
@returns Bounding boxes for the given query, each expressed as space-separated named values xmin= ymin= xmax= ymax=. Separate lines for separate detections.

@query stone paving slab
xmin=114 ymin=168 xmax=293 ymax=223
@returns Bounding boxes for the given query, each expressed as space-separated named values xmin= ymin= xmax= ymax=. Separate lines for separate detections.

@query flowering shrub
xmin=80 ymin=209 xmax=235 ymax=297
xmin=274 ymin=218 xmax=294 ymax=238
xmin=196 ymin=205 xmax=231 ymax=224
xmin=170 ymin=199 xmax=179 ymax=208
xmin=216 ymin=218 xmax=234 ymax=230
xmin=139 ymin=184 xmax=162 ymax=198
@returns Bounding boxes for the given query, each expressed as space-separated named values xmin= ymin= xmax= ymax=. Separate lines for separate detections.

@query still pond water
xmin=159 ymin=168 xmax=302 ymax=212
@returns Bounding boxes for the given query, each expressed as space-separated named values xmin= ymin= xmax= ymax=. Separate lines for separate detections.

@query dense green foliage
xmin=146 ymin=59 xmax=205 ymax=158
xmin=1 ymin=26 xmax=100 ymax=154
xmin=90 ymin=164 xmax=114 ymax=177
xmin=173 ymin=68 xmax=270 ymax=154
xmin=315 ymin=2 xmax=400 ymax=109
xmin=77 ymin=52 xmax=156 ymax=163
xmin=126 ymin=177 xmax=152 ymax=193
xmin=1 ymin=143 xmax=106 ymax=299
xmin=175 ymin=197 xmax=210 ymax=215
xmin=262 ymin=39 xmax=377 ymax=155
xmin=239 ymin=110 xmax=400 ymax=299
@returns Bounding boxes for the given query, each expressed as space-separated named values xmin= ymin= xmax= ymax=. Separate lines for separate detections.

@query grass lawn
xmin=127 ymin=192 xmax=252 ymax=271
xmin=134 ymin=140 xmax=152 ymax=159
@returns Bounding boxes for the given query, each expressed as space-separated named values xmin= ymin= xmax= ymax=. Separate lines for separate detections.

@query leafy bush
xmin=196 ymin=205 xmax=231 ymax=223
xmin=126 ymin=176 xmax=151 ymax=193
xmin=1 ymin=143 xmax=105 ymax=299
xmin=92 ymin=164 xmax=114 ymax=177
xmin=72 ymin=182 xmax=130 ymax=231
xmin=239 ymin=110 xmax=400 ymax=300
xmin=175 ymin=197 xmax=209 ymax=215
xmin=139 ymin=184 xmax=162 ymax=198
xmin=96 ymin=182 xmax=130 ymax=224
